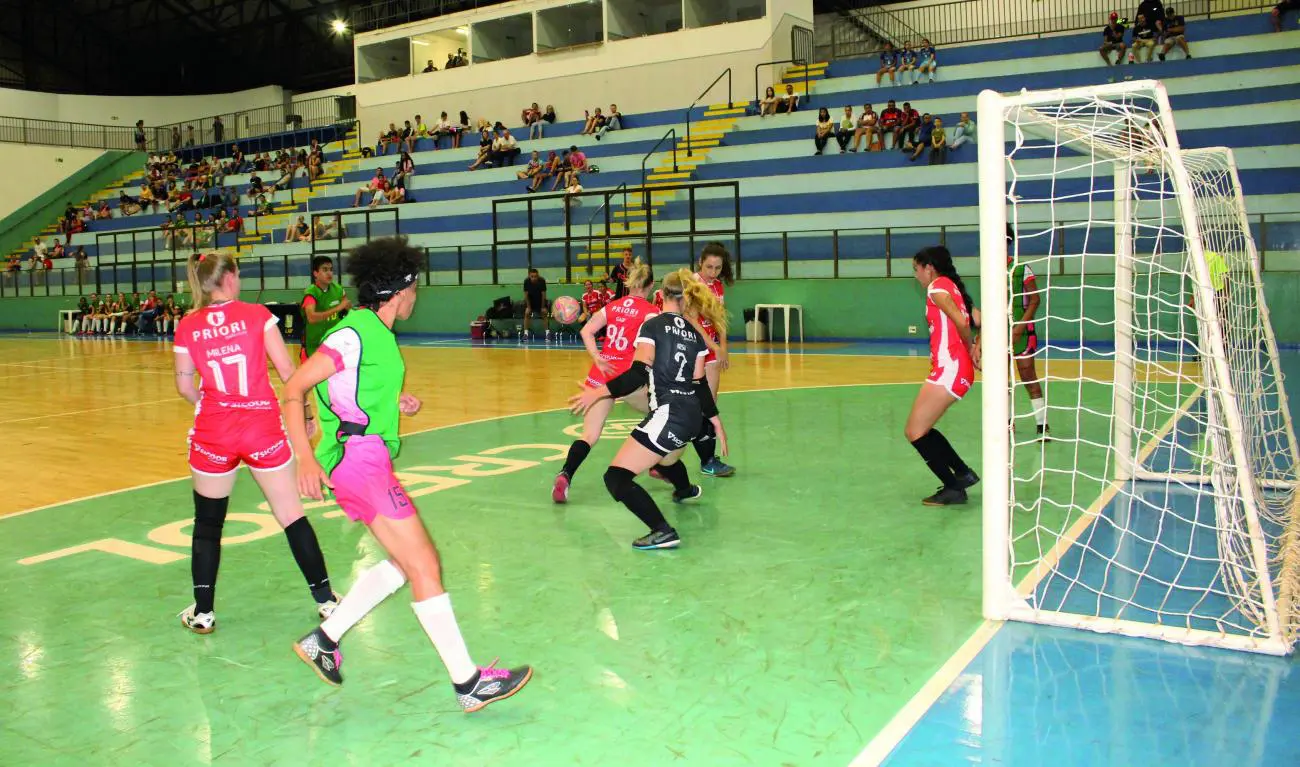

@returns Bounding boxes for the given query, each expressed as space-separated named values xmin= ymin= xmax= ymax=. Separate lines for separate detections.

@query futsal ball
xmin=553 ymin=295 xmax=580 ymax=325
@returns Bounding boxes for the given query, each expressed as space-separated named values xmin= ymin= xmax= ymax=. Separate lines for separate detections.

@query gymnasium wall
xmin=5 ymin=274 xmax=1300 ymax=345
xmin=0 ymin=85 xmax=287 ymax=130
xmin=0 ymin=145 xmax=105 ymax=219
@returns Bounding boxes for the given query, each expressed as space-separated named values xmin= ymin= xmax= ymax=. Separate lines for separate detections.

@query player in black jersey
xmin=569 ymin=269 xmax=729 ymax=550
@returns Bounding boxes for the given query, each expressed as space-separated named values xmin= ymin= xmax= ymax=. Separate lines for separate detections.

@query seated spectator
xmin=896 ymin=101 xmax=921 ymax=151
xmin=565 ymin=145 xmax=588 ymax=187
xmin=523 ymin=102 xmax=543 ymax=139
xmin=1100 ymin=12 xmax=1129 ymax=65
xmin=897 ymin=43 xmax=918 ymax=85
xmin=835 ymin=106 xmax=854 ymax=153
xmin=434 ymin=111 xmax=461 ymax=149
xmin=493 ymin=129 xmax=521 ymax=166
xmin=223 ymin=186 xmax=239 ymax=211
xmin=285 ymin=215 xmax=312 ymax=243
xmin=422 ymin=59 xmax=437 ymax=73
xmin=876 ymin=42 xmax=899 ymax=86
xmin=582 ymin=108 xmax=605 ymax=136
xmin=353 ymin=168 xmax=388 ymax=206
xmin=414 ymin=114 xmax=429 ymax=144
xmin=878 ymin=101 xmax=902 ymax=150
xmin=775 ymin=84 xmax=799 ymax=114
xmin=851 ymin=104 xmax=878 ymax=152
xmin=813 ymin=108 xmax=834 ymax=155
xmin=459 ymin=110 xmax=472 ymax=136
xmin=543 ymin=105 xmax=557 ymax=127
xmin=400 ymin=120 xmax=416 ymax=154
xmin=595 ymin=104 xmax=622 ymax=140
xmin=395 ymin=151 xmax=415 ymax=188
xmin=119 ymin=190 xmax=142 ymax=216
xmin=760 ymin=86 xmax=778 ymax=117
xmin=917 ymin=39 xmax=939 ymax=83
xmin=33 ymin=238 xmax=48 ymax=262
xmin=517 ymin=150 xmax=542 ymax=181
xmin=530 ymin=151 xmax=560 ymax=192
xmin=1132 ymin=13 xmax=1158 ymax=61
xmin=378 ymin=123 xmax=401 ymax=155
xmin=564 ymin=174 xmax=584 ymax=221
xmin=1160 ymin=6 xmax=1191 ymax=59
xmin=468 ymin=128 xmax=494 ymax=170
xmin=137 ymin=184 xmax=157 ymax=212
xmin=551 ymin=150 xmax=572 ymax=191
xmin=382 ymin=184 xmax=406 ymax=206
xmin=223 ymin=209 xmax=244 ymax=234
xmin=949 ymin=112 xmax=976 ymax=149
xmin=929 ymin=117 xmax=948 ymax=164
xmin=250 ymin=193 xmax=271 ymax=217
xmin=307 ymin=150 xmax=323 ymax=181
xmin=314 ymin=214 xmax=343 ymax=240
xmin=51 ymin=239 xmax=65 ymax=259
xmin=248 ymin=174 xmax=266 ymax=198
xmin=1274 ymin=0 xmax=1298 ymax=31
xmin=909 ymin=113 xmax=935 ymax=161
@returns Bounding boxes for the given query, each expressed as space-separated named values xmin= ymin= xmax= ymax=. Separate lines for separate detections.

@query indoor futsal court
xmin=1 ymin=332 xmax=1297 ymax=766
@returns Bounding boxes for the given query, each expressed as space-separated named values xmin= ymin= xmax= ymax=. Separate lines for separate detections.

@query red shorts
xmin=329 ymin=435 xmax=416 ymax=525
xmin=188 ymin=409 xmax=292 ymax=476
xmin=704 ymin=329 xmax=720 ymax=366
xmin=926 ymin=356 xmax=975 ymax=400
xmin=586 ymin=358 xmax=631 ymax=389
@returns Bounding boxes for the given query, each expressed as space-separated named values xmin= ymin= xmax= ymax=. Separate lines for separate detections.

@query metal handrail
xmin=755 ymin=60 xmax=810 ymax=111
xmin=640 ymin=129 xmax=678 ymax=191
xmin=685 ymin=68 xmax=733 ymax=158
xmin=586 ymin=182 xmax=628 ymax=265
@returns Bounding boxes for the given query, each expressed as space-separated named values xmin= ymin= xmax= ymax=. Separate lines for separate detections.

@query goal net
xmin=976 ymin=80 xmax=1300 ymax=655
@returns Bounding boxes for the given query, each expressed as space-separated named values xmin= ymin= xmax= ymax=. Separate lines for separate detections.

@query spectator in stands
xmin=1132 ymin=13 xmax=1159 ymax=61
xmin=879 ymin=100 xmax=902 ymax=149
xmin=433 ymin=111 xmax=460 ymax=148
xmin=459 ymin=110 xmax=472 ymax=136
xmin=446 ymin=52 xmax=458 ymax=69
xmin=185 ymin=125 xmax=196 ymax=147
xmin=33 ymin=238 xmax=48 ymax=263
xmin=354 ymin=168 xmax=389 ymax=206
xmin=423 ymin=59 xmax=437 ymax=73
xmin=493 ymin=129 xmax=521 ymax=166
xmin=400 ymin=120 xmax=415 ymax=153
xmin=285 ymin=215 xmax=313 ymax=243
xmin=776 ymin=84 xmax=799 ymax=114
xmin=134 ymin=120 xmax=147 ymax=151
xmin=523 ymin=102 xmax=543 ymax=139
xmin=314 ymin=214 xmax=342 ymax=240
xmin=851 ymin=103 xmax=878 ymax=152
xmin=1101 ymin=12 xmax=1129 ymax=65
xmin=543 ymin=105 xmax=557 ymax=128
xmin=596 ymin=104 xmax=622 ymax=140
xmin=1274 ymin=0 xmax=1298 ymax=31
xmin=119 ymin=190 xmax=141 ymax=216
xmin=897 ymin=101 xmax=921 ymax=152
xmin=1160 ymin=6 xmax=1192 ymax=59
xmin=530 ymin=151 xmax=560 ymax=192
xmin=171 ymin=127 xmax=182 ymax=150
xmin=223 ymin=186 xmax=239 ymax=211
xmin=759 ymin=86 xmax=778 ymax=117
xmin=581 ymin=108 xmax=604 ymax=136
xmin=378 ymin=123 xmax=400 ymax=155
xmin=518 ymin=150 xmax=542 ymax=182
xmin=551 ymin=150 xmax=572 ymax=191
xmin=51 ymin=239 xmax=65 ymax=259
xmin=909 ymin=114 xmax=936 ymax=161
xmin=415 ymin=115 xmax=431 ymax=148
xmin=223 ymin=208 xmax=244 ymax=234
xmin=813 ymin=108 xmax=835 ymax=156
xmin=395 ymin=150 xmax=415 ymax=188
xmin=307 ymin=149 xmax=323 ymax=181
xmin=949 ymin=112 xmax=976 ymax=149
xmin=213 ymin=116 xmax=224 ymax=144
xmin=382 ymin=182 xmax=407 ymax=206
xmin=136 ymin=290 xmax=161 ymax=334
xmin=468 ymin=128 xmax=495 ymax=170
xmin=74 ymin=247 xmax=88 ymax=276
xmin=898 ymin=42 xmax=918 ymax=85
xmin=917 ymin=39 xmax=939 ymax=83
xmin=835 ymin=106 xmax=855 ymax=153
xmin=876 ymin=42 xmax=899 ymax=86
xmin=567 ymin=145 xmax=588 ymax=185
xmin=251 ymin=193 xmax=271 ymax=217
xmin=929 ymin=117 xmax=948 ymax=164
xmin=564 ymin=175 xmax=584 ymax=222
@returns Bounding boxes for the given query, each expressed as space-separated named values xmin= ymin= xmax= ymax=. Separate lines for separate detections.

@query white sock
xmin=412 ymin=593 xmax=477 ymax=685
xmin=1030 ymin=396 xmax=1047 ymax=426
xmin=320 ymin=559 xmax=405 ymax=643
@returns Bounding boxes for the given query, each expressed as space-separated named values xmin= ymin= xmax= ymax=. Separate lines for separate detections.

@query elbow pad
xmin=606 ymin=361 xmax=648 ymax=398
xmin=694 ymin=379 xmax=719 ymax=419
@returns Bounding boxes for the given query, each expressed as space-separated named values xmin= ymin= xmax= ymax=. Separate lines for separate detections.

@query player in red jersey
xmin=690 ymin=243 xmax=736 ymax=476
xmin=173 ymin=251 xmax=339 ymax=634
xmin=552 ymin=259 xmax=660 ymax=502
xmin=906 ymin=246 xmax=981 ymax=507
xmin=579 ymin=279 xmax=605 ymax=323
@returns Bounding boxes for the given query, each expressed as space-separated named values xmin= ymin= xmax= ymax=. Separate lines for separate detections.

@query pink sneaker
xmin=551 ymin=472 xmax=569 ymax=504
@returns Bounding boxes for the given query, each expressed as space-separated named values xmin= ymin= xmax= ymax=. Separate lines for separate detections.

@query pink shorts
xmin=329 ymin=435 xmax=416 ymax=525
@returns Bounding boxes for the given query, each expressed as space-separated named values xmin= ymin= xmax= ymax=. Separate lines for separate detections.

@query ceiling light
xmin=331 ymin=19 xmax=349 ymax=34
xmin=456 ymin=26 xmax=468 ymax=35
xmin=411 ymin=38 xmax=429 ymax=45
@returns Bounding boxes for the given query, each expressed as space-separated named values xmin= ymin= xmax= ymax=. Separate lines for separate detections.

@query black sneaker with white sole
xmin=953 ymin=470 xmax=980 ymax=490
xmin=672 ymin=485 xmax=703 ymax=503
xmin=922 ymin=486 xmax=969 ymax=506
xmin=1036 ymin=424 xmax=1052 ymax=442
xmin=455 ymin=662 xmax=534 ymax=712
xmin=294 ymin=627 xmax=343 ymax=686
xmin=633 ymin=528 xmax=681 ymax=550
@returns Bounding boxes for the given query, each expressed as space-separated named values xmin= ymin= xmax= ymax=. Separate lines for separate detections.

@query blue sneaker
xmin=633 ymin=528 xmax=680 ymax=550
xmin=700 ymin=457 xmax=735 ymax=477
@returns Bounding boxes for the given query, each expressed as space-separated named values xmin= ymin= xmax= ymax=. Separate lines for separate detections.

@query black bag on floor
xmin=486 ymin=296 xmax=513 ymax=320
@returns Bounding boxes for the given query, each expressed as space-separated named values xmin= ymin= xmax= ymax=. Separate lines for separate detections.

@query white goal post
xmin=977 ymin=80 xmax=1300 ymax=655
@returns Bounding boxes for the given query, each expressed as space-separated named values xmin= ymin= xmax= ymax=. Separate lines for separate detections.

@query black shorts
xmin=632 ymin=399 xmax=702 ymax=456
xmin=525 ymin=298 xmax=549 ymax=313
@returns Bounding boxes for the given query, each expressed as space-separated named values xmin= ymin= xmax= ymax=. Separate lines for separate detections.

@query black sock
xmin=911 ymin=431 xmax=957 ymax=488
xmin=605 ymin=466 xmax=671 ymax=532
xmin=283 ymin=517 xmax=333 ymax=603
xmin=191 ymin=491 xmax=229 ymax=614
xmin=929 ymin=428 xmax=972 ymax=476
xmin=692 ymin=417 xmax=717 ymax=464
xmin=657 ymin=461 xmax=693 ymax=494
xmin=560 ymin=440 xmax=592 ymax=479
xmin=453 ymin=669 xmax=481 ymax=694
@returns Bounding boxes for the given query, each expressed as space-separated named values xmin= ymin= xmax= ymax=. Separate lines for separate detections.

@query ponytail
xmin=623 ymin=256 xmax=654 ymax=294
xmin=186 ymin=251 xmax=238 ymax=309
xmin=913 ymin=245 xmax=975 ymax=320
xmin=662 ymin=268 xmax=728 ymax=336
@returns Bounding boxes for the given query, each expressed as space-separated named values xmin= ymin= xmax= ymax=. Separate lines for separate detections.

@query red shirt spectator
xmin=880 ymin=102 xmax=903 ymax=130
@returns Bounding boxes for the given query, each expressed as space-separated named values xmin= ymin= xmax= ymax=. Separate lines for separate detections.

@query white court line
xmin=0 ymin=348 xmax=161 ymax=367
xmin=0 ymin=397 xmax=181 ymax=426
xmin=850 ymin=387 xmax=1205 ymax=766
xmin=0 ymin=380 xmax=906 ymax=521
xmin=7 ymin=363 xmax=175 ymax=375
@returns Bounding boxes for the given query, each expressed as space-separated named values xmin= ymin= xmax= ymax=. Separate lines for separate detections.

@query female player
xmin=906 ymin=245 xmax=981 ymax=506
xmin=1006 ymin=224 xmax=1049 ymax=438
xmin=173 ymin=251 xmax=338 ymax=634
xmin=570 ymin=269 xmax=728 ymax=550
xmin=692 ymin=243 xmax=736 ymax=477
xmin=578 ymin=279 xmax=606 ymax=324
xmin=553 ymin=259 xmax=658 ymax=503
xmin=284 ymin=237 xmax=533 ymax=712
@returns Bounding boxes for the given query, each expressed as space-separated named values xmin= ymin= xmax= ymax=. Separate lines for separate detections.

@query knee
xmin=192 ymin=493 xmax=228 ymax=540
xmin=904 ymin=424 xmax=928 ymax=443
xmin=604 ymin=466 xmax=635 ymax=502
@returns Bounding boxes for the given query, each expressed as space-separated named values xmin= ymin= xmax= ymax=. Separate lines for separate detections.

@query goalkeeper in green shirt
xmin=1008 ymin=224 xmax=1050 ymax=439
xmin=300 ymin=255 xmax=350 ymax=363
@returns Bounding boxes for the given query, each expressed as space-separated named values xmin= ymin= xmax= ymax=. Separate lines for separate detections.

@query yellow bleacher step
xmin=703 ymin=107 xmax=747 ymax=118
xmin=646 ymin=171 xmax=693 ymax=181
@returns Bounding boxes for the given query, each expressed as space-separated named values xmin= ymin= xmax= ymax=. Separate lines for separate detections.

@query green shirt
xmin=1204 ymin=250 xmax=1228 ymax=292
xmin=302 ymin=281 xmax=346 ymax=355
xmin=314 ymin=308 xmax=406 ymax=472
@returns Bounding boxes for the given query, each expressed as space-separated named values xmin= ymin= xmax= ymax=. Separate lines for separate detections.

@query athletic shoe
xmin=633 ymin=528 xmax=681 ymax=550
xmin=178 ymin=604 xmax=215 ymax=635
xmin=457 ymin=661 xmax=534 ymax=712
xmin=317 ymin=594 xmax=341 ymax=620
xmin=647 ymin=466 xmax=671 ymax=484
xmin=552 ymin=472 xmax=570 ymax=504
xmin=1036 ymin=425 xmax=1052 ymax=442
xmin=672 ymin=485 xmax=703 ymax=503
xmin=700 ymin=457 xmax=736 ymax=477
xmin=294 ymin=627 xmax=343 ymax=686
xmin=953 ymin=469 xmax=981 ymax=490
xmin=922 ymin=486 xmax=968 ymax=506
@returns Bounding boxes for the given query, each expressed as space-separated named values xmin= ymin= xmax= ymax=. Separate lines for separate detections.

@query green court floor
xmin=1 ymin=385 xmax=994 ymax=766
